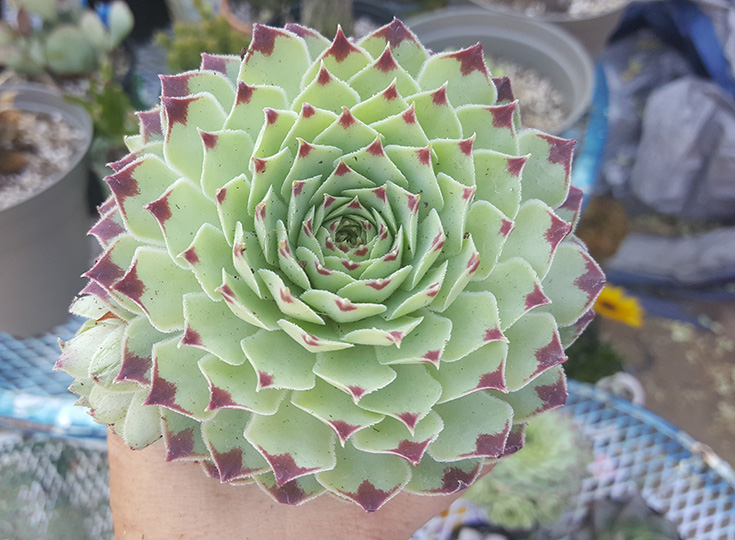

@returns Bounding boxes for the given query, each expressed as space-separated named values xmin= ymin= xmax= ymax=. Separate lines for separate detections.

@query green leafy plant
xmin=462 ymin=410 xmax=593 ymax=531
xmin=56 ymin=19 xmax=605 ymax=512
xmin=155 ymin=0 xmax=251 ymax=73
xmin=66 ymin=60 xmax=139 ymax=182
xmin=0 ymin=0 xmax=134 ymax=76
xmin=563 ymin=321 xmax=625 ymax=384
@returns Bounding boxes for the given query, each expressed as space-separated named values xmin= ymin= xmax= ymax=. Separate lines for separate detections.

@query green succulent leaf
xmin=245 ymin=401 xmax=336 ymax=485
xmin=160 ymin=408 xmax=210 ymax=461
xmin=418 ymin=45 xmax=496 ymax=107
xmin=356 ymin=364 xmax=442 ymax=433
xmin=200 ymin=129 xmax=254 ymax=200
xmin=357 ymin=19 xmax=428 ymax=77
xmin=430 ymin=391 xmax=513 ymax=461
xmin=162 ymin=93 xmax=228 ymax=182
xmin=200 ymin=354 xmax=285 ymax=414
xmin=113 ymin=246 xmax=201 ymax=332
xmin=240 ymin=25 xmax=311 ymax=102
xmin=408 ymin=84 xmax=462 ymax=140
xmin=434 ymin=340 xmax=508 ymax=402
xmin=349 ymin=47 xmax=420 ymax=100
xmin=120 ymin=391 xmax=163 ymax=449
xmin=314 ymin=347 xmax=395 ymax=401
xmin=457 ymin=101 xmax=520 ymax=155
xmin=256 ymin=470 xmax=326 ymax=505
xmin=316 ymin=442 xmax=410 ymax=512
xmin=503 ymin=312 xmax=567 ymax=392
xmin=88 ymin=384 xmax=133 ymax=425
xmin=499 ymin=199 xmax=571 ymax=279
xmin=146 ymin=337 xmax=214 ymax=420
xmin=201 ymin=408 xmax=269 ymax=482
xmin=291 ymin=378 xmax=384 ymax=444
xmin=539 ymin=241 xmax=605 ymax=326
xmin=518 ymin=131 xmax=574 ymax=208
xmin=117 ymin=315 xmax=165 ymax=386
xmin=491 ymin=365 xmax=568 ymax=422
xmin=352 ymin=81 xmax=410 ymax=124
xmin=106 ymin=155 xmax=179 ymax=243
xmin=468 ymin=257 xmax=549 ymax=331
xmin=405 ymin=453 xmax=483 ymax=495
xmin=351 ymin=411 xmax=443 ymax=465
xmin=473 ymin=150 xmax=525 ymax=219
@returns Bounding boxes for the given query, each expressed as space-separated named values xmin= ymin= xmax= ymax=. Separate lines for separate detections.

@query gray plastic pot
xmin=0 ymin=84 xmax=92 ymax=337
xmin=534 ymin=6 xmax=629 ymax=60
xmin=467 ymin=0 xmax=631 ymax=59
xmin=407 ymin=7 xmax=594 ymax=135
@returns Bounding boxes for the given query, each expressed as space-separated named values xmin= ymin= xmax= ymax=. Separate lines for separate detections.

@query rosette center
xmin=332 ymin=217 xmax=367 ymax=250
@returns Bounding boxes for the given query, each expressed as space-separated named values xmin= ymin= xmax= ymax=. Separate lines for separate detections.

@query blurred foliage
xmin=156 ymin=0 xmax=250 ymax=73
xmin=69 ymin=62 xmax=137 ymax=141
xmin=564 ymin=321 xmax=625 ymax=384
xmin=463 ymin=411 xmax=593 ymax=532
xmin=0 ymin=0 xmax=134 ymax=77
xmin=67 ymin=61 xmax=137 ymax=183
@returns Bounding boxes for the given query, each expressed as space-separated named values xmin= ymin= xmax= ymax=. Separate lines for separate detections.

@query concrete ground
xmin=597 ymin=299 xmax=735 ymax=467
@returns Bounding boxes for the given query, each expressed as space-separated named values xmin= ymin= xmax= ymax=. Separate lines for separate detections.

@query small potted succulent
xmin=55 ymin=18 xmax=604 ymax=539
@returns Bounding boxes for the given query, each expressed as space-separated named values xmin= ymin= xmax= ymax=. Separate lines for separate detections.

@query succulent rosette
xmin=56 ymin=20 xmax=604 ymax=512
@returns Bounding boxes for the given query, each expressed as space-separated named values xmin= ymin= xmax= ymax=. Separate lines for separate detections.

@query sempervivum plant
xmin=56 ymin=19 xmax=604 ymax=512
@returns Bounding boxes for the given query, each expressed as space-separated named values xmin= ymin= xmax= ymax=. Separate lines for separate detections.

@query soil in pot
xmin=0 ymin=107 xmax=87 ymax=211
xmin=489 ymin=57 xmax=567 ymax=133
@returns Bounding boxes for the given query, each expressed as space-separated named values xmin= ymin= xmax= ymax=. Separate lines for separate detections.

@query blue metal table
xmin=1 ymin=318 xmax=734 ymax=540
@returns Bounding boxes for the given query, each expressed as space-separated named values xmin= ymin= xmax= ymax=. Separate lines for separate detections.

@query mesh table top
xmin=0 ymin=318 xmax=103 ymax=438
xmin=415 ymin=382 xmax=735 ymax=540
xmin=2 ymin=318 xmax=734 ymax=539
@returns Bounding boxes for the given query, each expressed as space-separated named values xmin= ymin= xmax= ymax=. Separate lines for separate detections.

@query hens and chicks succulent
xmin=56 ymin=19 xmax=605 ymax=511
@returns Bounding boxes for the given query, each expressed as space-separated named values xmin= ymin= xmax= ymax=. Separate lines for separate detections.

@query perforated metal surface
xmin=1 ymin=321 xmax=733 ymax=538
xmin=0 ymin=432 xmax=112 ymax=540
xmin=564 ymin=381 xmax=735 ymax=540
xmin=0 ymin=318 xmax=81 ymax=397
xmin=413 ymin=381 xmax=735 ymax=540
xmin=0 ymin=318 xmax=103 ymax=438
